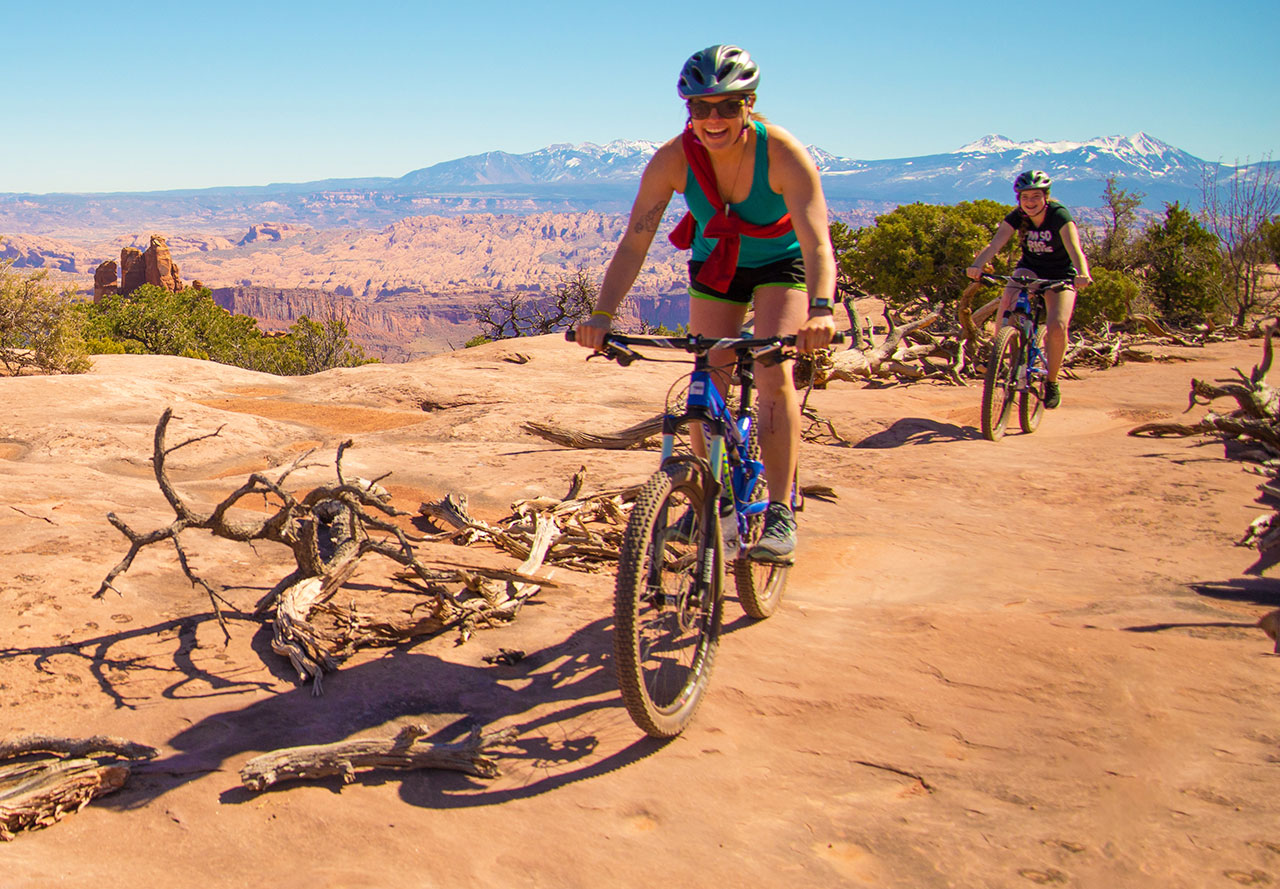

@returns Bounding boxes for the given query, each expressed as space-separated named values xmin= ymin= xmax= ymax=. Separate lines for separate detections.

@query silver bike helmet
xmin=678 ymin=45 xmax=760 ymax=98
xmin=1014 ymin=170 xmax=1053 ymax=193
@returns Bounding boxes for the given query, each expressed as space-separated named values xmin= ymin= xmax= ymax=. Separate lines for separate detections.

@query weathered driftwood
xmin=99 ymin=410 xmax=573 ymax=694
xmin=0 ymin=736 xmax=158 ymax=760
xmin=523 ymin=415 xmax=663 ymax=450
xmin=1130 ymin=320 xmax=1280 ymax=446
xmin=0 ymin=736 xmax=156 ymax=840
xmin=97 ymin=409 xmax=440 ymax=621
xmin=825 ymin=283 xmax=1226 ymax=388
xmin=420 ymin=483 xmax=637 ymax=575
xmin=239 ymin=723 xmax=519 ymax=791
xmin=1130 ymin=320 xmax=1280 ymax=574
xmin=820 ymin=312 xmax=948 ymax=384
xmin=271 ymin=559 xmax=362 ymax=696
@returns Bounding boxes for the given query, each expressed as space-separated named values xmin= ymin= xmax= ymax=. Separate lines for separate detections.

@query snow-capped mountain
xmin=813 ymin=132 xmax=1215 ymax=206
xmin=396 ymin=139 xmax=661 ymax=188
xmin=390 ymin=131 xmax=1220 ymax=207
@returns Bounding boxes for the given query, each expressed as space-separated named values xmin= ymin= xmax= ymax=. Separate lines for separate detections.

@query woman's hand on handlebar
xmin=574 ymin=313 xmax=612 ymax=351
xmin=965 ymin=265 xmax=983 ymax=281
xmin=796 ymin=312 xmax=837 ymax=354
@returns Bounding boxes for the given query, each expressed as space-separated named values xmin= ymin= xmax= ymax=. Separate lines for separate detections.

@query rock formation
xmin=92 ymin=260 xmax=119 ymax=302
xmin=93 ymin=234 xmax=183 ymax=300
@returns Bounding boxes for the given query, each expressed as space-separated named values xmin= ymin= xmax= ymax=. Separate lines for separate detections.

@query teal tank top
xmin=682 ymin=121 xmax=802 ymax=267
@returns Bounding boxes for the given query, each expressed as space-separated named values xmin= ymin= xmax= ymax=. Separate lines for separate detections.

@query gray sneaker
xmin=748 ymin=502 xmax=796 ymax=564
xmin=720 ymin=496 xmax=739 ymax=552
xmin=665 ymin=497 xmax=739 ymax=550
xmin=664 ymin=508 xmax=697 ymax=545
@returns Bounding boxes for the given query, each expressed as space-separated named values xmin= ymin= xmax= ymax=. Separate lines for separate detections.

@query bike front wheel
xmin=981 ymin=327 xmax=1019 ymax=441
xmin=614 ymin=462 xmax=723 ymax=738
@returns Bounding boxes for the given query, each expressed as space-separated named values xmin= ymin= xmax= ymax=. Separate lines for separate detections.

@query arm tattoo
xmin=632 ymin=201 xmax=667 ymax=234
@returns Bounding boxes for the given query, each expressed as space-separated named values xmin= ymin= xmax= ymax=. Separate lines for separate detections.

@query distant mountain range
xmin=327 ymin=131 xmax=1224 ymax=207
xmin=0 ymin=133 xmax=1265 ymax=234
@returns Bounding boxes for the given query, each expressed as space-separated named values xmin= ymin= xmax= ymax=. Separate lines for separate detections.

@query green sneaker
xmin=1045 ymin=380 xmax=1062 ymax=409
xmin=747 ymin=502 xmax=796 ymax=565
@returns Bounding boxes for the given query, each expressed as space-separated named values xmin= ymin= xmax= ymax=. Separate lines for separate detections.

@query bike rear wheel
xmin=1019 ymin=376 xmax=1045 ymax=433
xmin=733 ymin=414 xmax=789 ymax=619
xmin=981 ymin=327 xmax=1019 ymax=441
xmin=614 ymin=462 xmax=723 ymax=738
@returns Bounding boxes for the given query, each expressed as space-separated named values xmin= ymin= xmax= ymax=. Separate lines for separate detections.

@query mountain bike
xmin=978 ymin=273 xmax=1073 ymax=442
xmin=565 ymin=329 xmax=840 ymax=737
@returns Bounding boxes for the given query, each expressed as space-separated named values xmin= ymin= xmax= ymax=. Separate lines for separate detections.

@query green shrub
xmin=1074 ymin=268 xmax=1142 ymax=329
xmin=80 ymin=285 xmax=373 ymax=375
xmin=0 ymin=259 xmax=90 ymax=374
xmin=1139 ymin=202 xmax=1222 ymax=326
xmin=834 ymin=200 xmax=1016 ymax=308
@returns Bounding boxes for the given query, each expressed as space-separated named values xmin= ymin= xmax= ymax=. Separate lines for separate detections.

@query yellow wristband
xmin=591 ymin=310 xmax=614 ymax=320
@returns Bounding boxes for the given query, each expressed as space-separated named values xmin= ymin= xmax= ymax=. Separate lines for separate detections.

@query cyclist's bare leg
xmin=687 ymin=296 xmax=750 ymax=460
xmin=992 ymin=284 xmax=1019 ymax=333
xmin=1043 ymin=287 xmax=1076 ymax=382
xmin=749 ymin=284 xmax=808 ymax=503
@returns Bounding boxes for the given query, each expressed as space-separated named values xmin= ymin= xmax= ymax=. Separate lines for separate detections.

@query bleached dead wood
xmin=1130 ymin=319 xmax=1280 ymax=575
xmin=239 ymin=724 xmax=519 ymax=791
xmin=822 ymin=312 xmax=947 ymax=383
xmin=0 ymin=736 xmax=156 ymax=840
xmin=523 ymin=415 xmax=663 ymax=450
xmin=98 ymin=409 xmax=571 ymax=695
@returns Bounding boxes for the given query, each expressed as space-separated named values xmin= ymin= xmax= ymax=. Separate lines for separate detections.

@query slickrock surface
xmin=1 ymin=334 xmax=1277 ymax=888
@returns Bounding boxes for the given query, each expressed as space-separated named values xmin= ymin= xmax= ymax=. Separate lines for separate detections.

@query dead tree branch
xmin=239 ymin=724 xmax=519 ymax=791
xmin=1130 ymin=320 xmax=1280 ymax=579
xmin=1 ymin=736 xmax=156 ymax=840
xmin=97 ymin=409 xmax=578 ymax=694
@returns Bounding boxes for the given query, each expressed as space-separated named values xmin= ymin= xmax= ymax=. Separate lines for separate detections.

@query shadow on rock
xmin=854 ymin=417 xmax=983 ymax=449
xmin=1189 ymin=576 xmax=1280 ymax=608
xmin=0 ymin=611 xmax=275 ymax=710
xmin=103 ymin=616 xmax=667 ymax=810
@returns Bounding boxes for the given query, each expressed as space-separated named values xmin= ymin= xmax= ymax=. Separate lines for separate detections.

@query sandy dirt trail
xmin=1 ymin=335 xmax=1278 ymax=888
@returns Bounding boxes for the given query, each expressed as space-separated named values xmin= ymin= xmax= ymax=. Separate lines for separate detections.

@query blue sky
xmin=3 ymin=0 xmax=1275 ymax=194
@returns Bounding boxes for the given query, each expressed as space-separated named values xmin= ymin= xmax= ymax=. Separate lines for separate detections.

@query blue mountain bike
xmin=979 ymin=273 xmax=1073 ymax=442
xmin=566 ymin=329 xmax=840 ymax=737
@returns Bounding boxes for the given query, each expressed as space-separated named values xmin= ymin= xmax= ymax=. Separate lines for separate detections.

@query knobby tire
xmin=1018 ymin=334 xmax=1046 ymax=434
xmin=981 ymin=327 xmax=1019 ymax=442
xmin=613 ymin=462 xmax=723 ymax=738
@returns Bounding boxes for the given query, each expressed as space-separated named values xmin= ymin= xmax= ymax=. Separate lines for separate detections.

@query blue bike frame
xmin=660 ymin=360 xmax=768 ymax=545
xmin=1008 ymin=287 xmax=1048 ymax=392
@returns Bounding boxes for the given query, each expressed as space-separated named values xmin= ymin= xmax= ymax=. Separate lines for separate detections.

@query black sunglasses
xmin=686 ymin=97 xmax=747 ymax=120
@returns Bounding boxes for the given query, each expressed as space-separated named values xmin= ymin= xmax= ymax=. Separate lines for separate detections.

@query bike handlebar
xmin=978 ymin=273 xmax=1074 ymax=291
xmin=565 ymin=329 xmax=845 ymax=367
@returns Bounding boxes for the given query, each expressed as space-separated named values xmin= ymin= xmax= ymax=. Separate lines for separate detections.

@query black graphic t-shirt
xmin=1003 ymin=201 xmax=1077 ymax=278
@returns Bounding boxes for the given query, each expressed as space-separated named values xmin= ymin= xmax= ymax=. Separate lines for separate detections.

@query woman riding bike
xmin=966 ymin=170 xmax=1092 ymax=409
xmin=573 ymin=44 xmax=837 ymax=565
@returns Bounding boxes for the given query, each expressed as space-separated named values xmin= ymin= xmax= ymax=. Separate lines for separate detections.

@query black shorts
xmin=688 ymin=256 xmax=807 ymax=304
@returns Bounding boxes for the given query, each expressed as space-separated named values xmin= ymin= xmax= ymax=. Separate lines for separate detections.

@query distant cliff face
xmin=211 ymin=285 xmax=688 ymax=360
xmin=190 ymin=211 xmax=694 ymax=358
xmin=210 ymin=286 xmax=492 ymax=359
xmin=9 ymin=210 xmax=729 ymax=359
